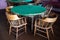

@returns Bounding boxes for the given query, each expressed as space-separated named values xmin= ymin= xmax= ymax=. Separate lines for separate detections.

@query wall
xmin=0 ymin=0 xmax=7 ymax=9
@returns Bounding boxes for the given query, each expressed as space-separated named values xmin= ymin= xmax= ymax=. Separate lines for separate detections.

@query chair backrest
xmin=6 ymin=12 xmax=21 ymax=27
xmin=6 ymin=6 xmax=13 ymax=12
xmin=6 ymin=12 xmax=20 ymax=20
xmin=42 ymin=16 xmax=57 ymax=28
xmin=43 ymin=17 xmax=57 ymax=22
xmin=35 ymin=15 xmax=58 ymax=28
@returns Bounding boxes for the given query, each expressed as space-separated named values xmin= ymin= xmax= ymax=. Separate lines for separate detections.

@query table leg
xmin=31 ymin=17 xmax=34 ymax=31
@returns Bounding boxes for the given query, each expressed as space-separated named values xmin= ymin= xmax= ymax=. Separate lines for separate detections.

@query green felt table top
xmin=9 ymin=0 xmax=32 ymax=2
xmin=11 ymin=5 xmax=46 ymax=16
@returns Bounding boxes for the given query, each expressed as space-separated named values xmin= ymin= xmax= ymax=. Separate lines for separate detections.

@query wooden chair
xmin=34 ymin=0 xmax=42 ymax=5
xmin=41 ymin=5 xmax=53 ymax=18
xmin=6 ymin=12 xmax=27 ymax=40
xmin=45 ymin=5 xmax=53 ymax=17
xmin=6 ymin=6 xmax=13 ymax=13
xmin=28 ymin=0 xmax=42 ymax=5
xmin=34 ymin=14 xmax=58 ymax=40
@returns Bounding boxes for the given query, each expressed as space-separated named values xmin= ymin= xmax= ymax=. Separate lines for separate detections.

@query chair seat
xmin=11 ymin=23 xmax=27 ymax=28
xmin=35 ymin=25 xmax=52 ymax=29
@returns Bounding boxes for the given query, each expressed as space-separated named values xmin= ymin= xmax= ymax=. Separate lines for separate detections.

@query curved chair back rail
xmin=6 ymin=12 xmax=20 ymax=20
xmin=6 ymin=6 xmax=14 ymax=12
xmin=43 ymin=17 xmax=57 ymax=22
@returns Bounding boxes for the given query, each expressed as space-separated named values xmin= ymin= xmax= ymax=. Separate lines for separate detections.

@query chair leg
xmin=9 ymin=26 xmax=12 ymax=35
xmin=46 ymin=29 xmax=50 ymax=40
xmin=16 ymin=28 xmax=18 ymax=40
xmin=51 ymin=27 xmax=54 ymax=36
xmin=34 ymin=26 xmax=36 ymax=36
xmin=25 ymin=25 xmax=27 ymax=33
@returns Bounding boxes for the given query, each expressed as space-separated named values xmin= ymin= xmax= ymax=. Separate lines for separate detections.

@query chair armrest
xmin=19 ymin=17 xmax=27 ymax=23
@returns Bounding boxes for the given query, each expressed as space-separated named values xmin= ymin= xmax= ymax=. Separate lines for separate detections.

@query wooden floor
xmin=0 ymin=10 xmax=60 ymax=40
